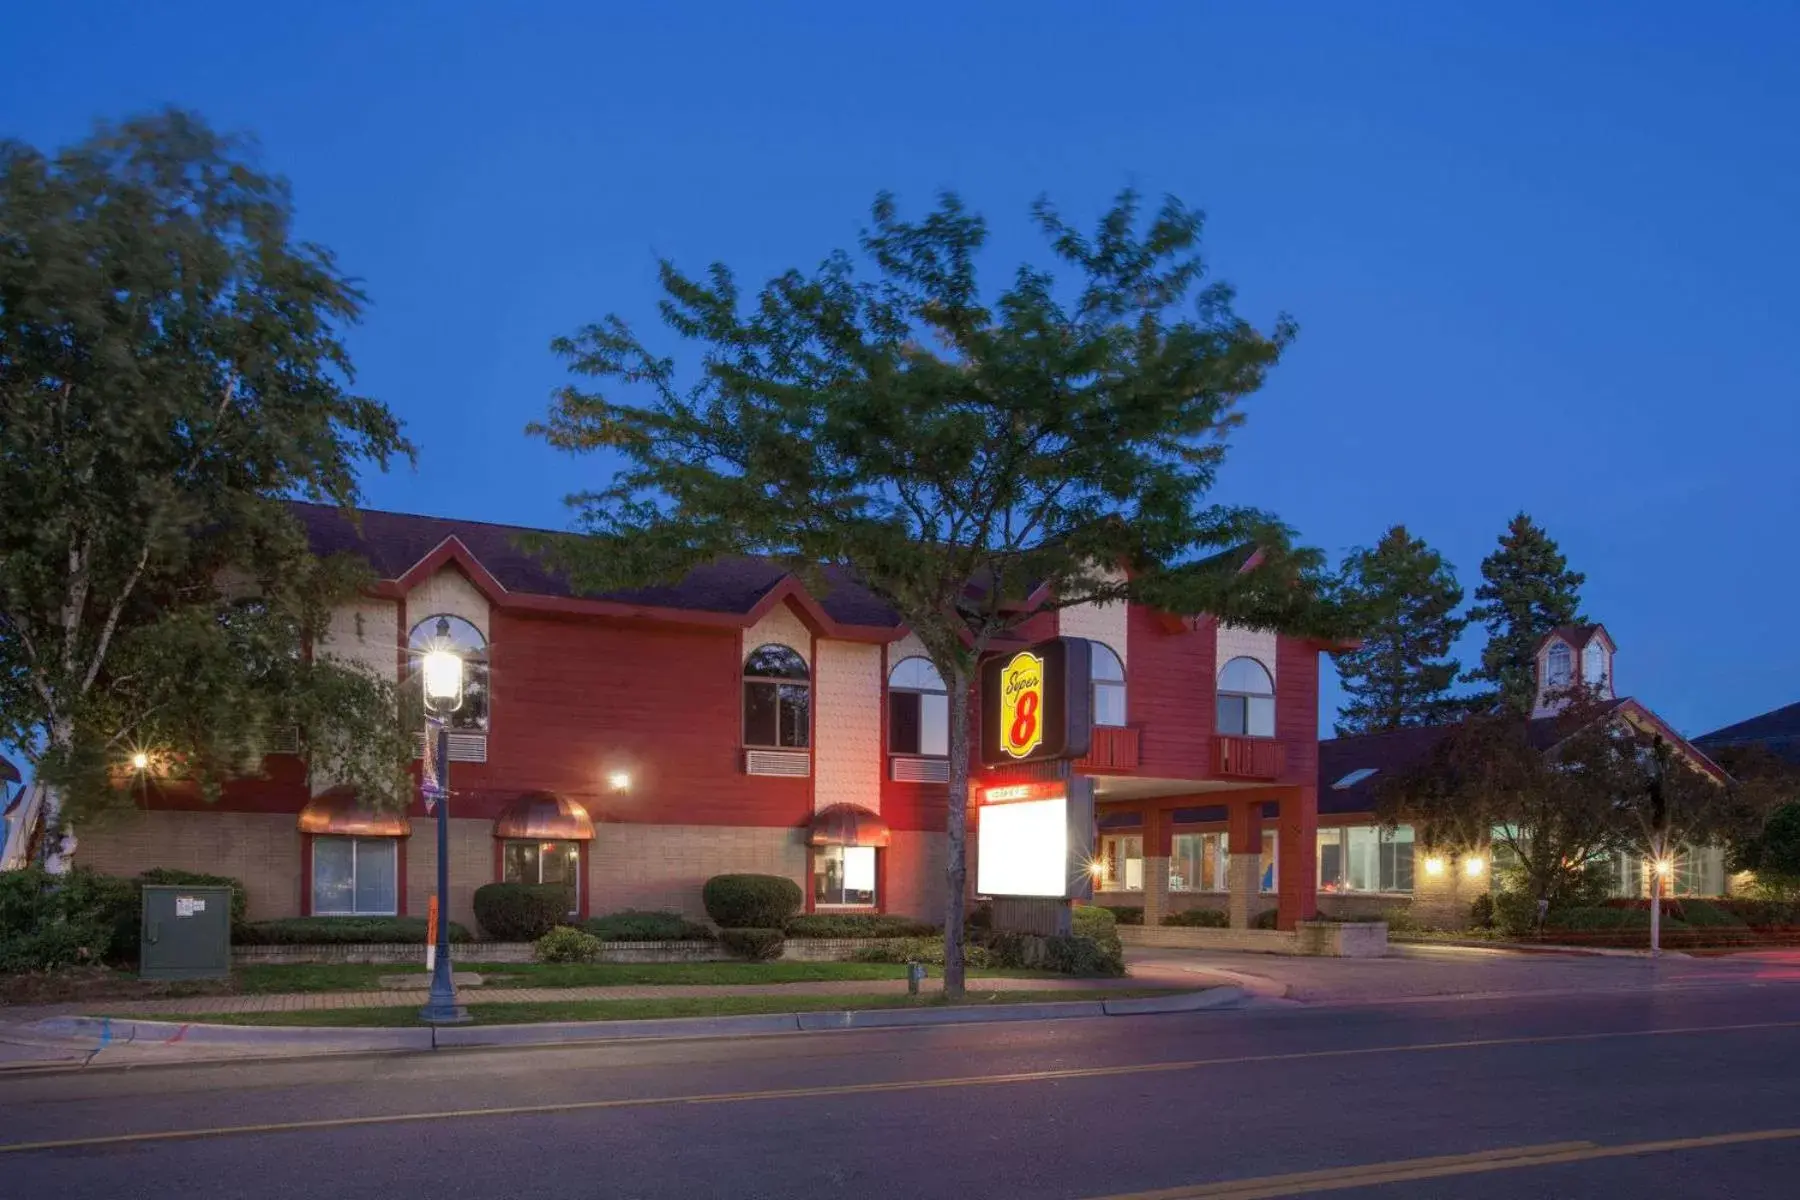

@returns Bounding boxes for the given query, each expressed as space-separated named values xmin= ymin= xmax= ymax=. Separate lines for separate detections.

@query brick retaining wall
xmin=231 ymin=937 xmax=911 ymax=965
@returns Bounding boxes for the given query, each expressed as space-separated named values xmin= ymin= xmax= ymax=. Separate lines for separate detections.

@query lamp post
xmin=419 ymin=618 xmax=470 ymax=1024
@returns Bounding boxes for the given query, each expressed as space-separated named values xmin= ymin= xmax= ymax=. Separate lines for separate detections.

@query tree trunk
xmin=40 ymin=714 xmax=76 ymax=874
xmin=942 ymin=670 xmax=971 ymax=1001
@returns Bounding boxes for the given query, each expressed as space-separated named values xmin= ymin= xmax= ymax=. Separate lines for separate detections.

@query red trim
xmin=395 ymin=837 xmax=409 ymax=917
xmin=875 ymin=846 xmax=887 ymax=914
xmin=578 ymin=841 xmax=592 ymax=919
xmin=299 ymin=835 xmax=314 ymax=916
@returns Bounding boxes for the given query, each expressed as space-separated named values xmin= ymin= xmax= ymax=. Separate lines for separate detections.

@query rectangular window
xmin=744 ymin=682 xmax=810 ymax=749
xmin=1098 ymin=834 xmax=1144 ymax=891
xmin=311 ymin=836 xmax=397 ymax=916
xmin=1318 ymin=826 xmax=1413 ymax=893
xmin=814 ymin=845 xmax=876 ymax=906
xmin=1170 ymin=832 xmax=1228 ymax=892
xmin=888 ymin=691 xmax=948 ymax=757
xmin=503 ymin=839 xmax=581 ymax=915
xmin=1216 ymin=695 xmax=1276 ymax=738
xmin=1094 ymin=682 xmax=1127 ymax=728
xmin=889 ymin=691 xmax=921 ymax=754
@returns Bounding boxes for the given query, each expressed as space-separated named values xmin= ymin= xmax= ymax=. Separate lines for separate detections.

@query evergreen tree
xmin=1465 ymin=513 xmax=1585 ymax=712
xmin=1332 ymin=525 xmax=1467 ymax=734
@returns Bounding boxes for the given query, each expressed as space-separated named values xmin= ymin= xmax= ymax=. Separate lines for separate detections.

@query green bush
xmin=472 ymin=882 xmax=571 ymax=941
xmin=1099 ymin=905 xmax=1144 ymax=926
xmin=534 ymin=925 xmax=605 ymax=963
xmin=1073 ymin=904 xmax=1119 ymax=943
xmin=702 ymin=874 xmax=802 ymax=929
xmin=1548 ymin=906 xmax=1659 ymax=932
xmin=1719 ymin=899 xmax=1800 ymax=929
xmin=237 ymin=917 xmax=472 ymax=945
xmin=981 ymin=930 xmax=1124 ymax=977
xmin=785 ymin=914 xmax=937 ymax=939
xmin=1252 ymin=908 xmax=1279 ymax=930
xmin=137 ymin=868 xmax=248 ymax=929
xmin=1469 ymin=893 xmax=1496 ymax=930
xmin=582 ymin=910 xmax=715 ymax=942
xmin=1493 ymin=890 xmax=1542 ymax=938
xmin=965 ymin=901 xmax=993 ymax=931
xmin=1669 ymin=900 xmax=1746 ymax=928
xmin=1381 ymin=907 xmax=1424 ymax=935
xmin=1163 ymin=908 xmax=1229 ymax=928
xmin=849 ymin=936 xmax=991 ymax=968
xmin=718 ymin=927 xmax=786 ymax=962
xmin=0 ymin=867 xmax=122 ymax=971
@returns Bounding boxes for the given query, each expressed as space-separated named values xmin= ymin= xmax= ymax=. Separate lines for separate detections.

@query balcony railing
xmin=1077 ymin=725 xmax=1141 ymax=772
xmin=1216 ymin=735 xmax=1284 ymax=780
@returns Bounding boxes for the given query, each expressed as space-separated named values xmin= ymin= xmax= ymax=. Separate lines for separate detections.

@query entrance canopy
xmin=809 ymin=804 xmax=890 ymax=848
xmin=493 ymin=791 xmax=595 ymax=840
xmin=297 ymin=786 xmax=412 ymax=837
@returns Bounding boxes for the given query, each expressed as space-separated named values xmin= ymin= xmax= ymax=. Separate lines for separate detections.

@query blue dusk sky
xmin=4 ymin=1 xmax=1796 ymax=739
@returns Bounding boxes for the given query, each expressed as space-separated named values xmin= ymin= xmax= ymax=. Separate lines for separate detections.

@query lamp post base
xmin=418 ymin=1002 xmax=472 ymax=1025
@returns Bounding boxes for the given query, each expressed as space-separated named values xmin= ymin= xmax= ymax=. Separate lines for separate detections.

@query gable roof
xmin=1535 ymin=623 xmax=1610 ymax=655
xmin=289 ymin=501 xmax=905 ymax=634
xmin=1695 ymin=700 xmax=1800 ymax=766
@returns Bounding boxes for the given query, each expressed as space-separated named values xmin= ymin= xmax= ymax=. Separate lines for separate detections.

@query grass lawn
xmin=231 ymin=961 xmax=1056 ymax=993
xmin=123 ymin=988 xmax=1185 ymax=1028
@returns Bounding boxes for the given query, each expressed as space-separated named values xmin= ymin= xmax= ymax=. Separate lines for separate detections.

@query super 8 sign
xmin=979 ymin=637 xmax=1095 ymax=766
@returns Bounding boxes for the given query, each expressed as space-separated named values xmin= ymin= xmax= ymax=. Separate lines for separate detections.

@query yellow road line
xmin=4 ymin=1018 xmax=1798 ymax=1156
xmin=1090 ymin=1127 xmax=1800 ymax=1198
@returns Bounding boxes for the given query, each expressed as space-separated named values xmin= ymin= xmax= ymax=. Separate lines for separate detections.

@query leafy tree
xmin=1465 ymin=514 xmax=1585 ymax=713
xmin=1716 ymin=746 xmax=1800 ymax=897
xmin=0 ymin=111 xmax=415 ymax=848
xmin=1331 ymin=525 xmax=1467 ymax=734
xmin=531 ymin=190 xmax=1342 ymax=996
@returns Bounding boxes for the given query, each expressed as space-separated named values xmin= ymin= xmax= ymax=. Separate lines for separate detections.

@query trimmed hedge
xmin=582 ymin=910 xmax=715 ymax=942
xmin=719 ymin=927 xmax=785 ymax=961
xmin=473 ymin=882 xmax=571 ymax=941
xmin=534 ymin=926 xmax=604 ymax=963
xmin=1098 ymin=905 xmax=1145 ymax=926
xmin=1163 ymin=908 xmax=1229 ymax=928
xmin=702 ymin=874 xmax=802 ymax=929
xmin=851 ymin=936 xmax=993 ymax=968
xmin=785 ymin=914 xmax=937 ymax=939
xmin=238 ymin=917 xmax=472 ymax=945
xmin=1252 ymin=908 xmax=1280 ymax=930
xmin=138 ymin=867 xmax=248 ymax=929
xmin=0 ymin=867 xmax=132 ymax=971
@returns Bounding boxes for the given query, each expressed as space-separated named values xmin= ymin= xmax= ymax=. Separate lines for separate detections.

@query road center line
xmin=4 ymin=1018 xmax=1798 ymax=1156
xmin=1088 ymin=1127 xmax=1800 ymax=1198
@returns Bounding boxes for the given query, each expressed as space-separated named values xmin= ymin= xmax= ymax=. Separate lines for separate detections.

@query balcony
xmin=1077 ymin=725 xmax=1141 ymax=772
xmin=1216 ymin=735 xmax=1284 ymax=780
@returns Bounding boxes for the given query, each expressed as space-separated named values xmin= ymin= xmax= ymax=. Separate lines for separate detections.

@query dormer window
xmin=1545 ymin=642 xmax=1572 ymax=689
xmin=409 ymin=615 xmax=490 ymax=733
xmin=1217 ymin=657 xmax=1275 ymax=738
xmin=1582 ymin=640 xmax=1607 ymax=686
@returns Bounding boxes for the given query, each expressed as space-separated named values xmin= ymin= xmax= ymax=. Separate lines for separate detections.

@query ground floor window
xmin=312 ymin=836 xmax=398 ymax=916
xmin=1170 ymin=832 xmax=1227 ymax=892
xmin=814 ymin=845 xmax=876 ymax=907
xmin=1605 ymin=845 xmax=1726 ymax=898
xmin=1098 ymin=834 xmax=1144 ymax=891
xmin=1318 ymin=825 xmax=1413 ymax=893
xmin=503 ymin=839 xmax=581 ymax=915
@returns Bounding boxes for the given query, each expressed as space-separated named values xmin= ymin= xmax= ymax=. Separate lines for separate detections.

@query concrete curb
xmin=1392 ymin=939 xmax=1693 ymax=960
xmin=15 ymin=987 xmax=1248 ymax=1057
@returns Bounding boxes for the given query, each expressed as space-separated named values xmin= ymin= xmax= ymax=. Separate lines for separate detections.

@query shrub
xmin=237 ymin=917 xmax=472 ymax=945
xmin=1099 ymin=905 xmax=1144 ymax=926
xmin=1163 ymin=908 xmax=1229 ymax=928
xmin=535 ymin=925 xmax=605 ymax=963
xmin=785 ymin=914 xmax=937 ymax=939
xmin=965 ymin=901 xmax=993 ymax=932
xmin=582 ymin=910 xmax=715 ymax=942
xmin=981 ymin=930 xmax=1124 ymax=977
xmin=1252 ymin=908 xmax=1279 ymax=930
xmin=719 ymin=927 xmax=785 ymax=961
xmin=1493 ymin=890 xmax=1542 ymax=938
xmin=0 ymin=867 xmax=121 ymax=971
xmin=1381 ymin=907 xmax=1424 ymax=935
xmin=137 ymin=868 xmax=249 ymax=930
xmin=1073 ymin=904 xmax=1118 ymax=943
xmin=1719 ymin=899 xmax=1800 ymax=929
xmin=473 ymin=882 xmax=571 ymax=941
xmin=850 ymin=936 xmax=991 ymax=968
xmin=702 ymin=874 xmax=802 ymax=929
xmin=1469 ymin=893 xmax=1496 ymax=930
xmin=1547 ymin=906 xmax=1658 ymax=932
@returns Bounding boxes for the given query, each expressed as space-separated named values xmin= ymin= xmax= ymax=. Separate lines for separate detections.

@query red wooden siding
xmin=1126 ymin=609 xmax=1216 ymax=778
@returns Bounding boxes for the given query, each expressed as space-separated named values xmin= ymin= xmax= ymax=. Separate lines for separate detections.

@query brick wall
xmin=74 ymin=811 xmax=301 ymax=921
xmin=1216 ymin=624 xmax=1278 ymax=684
xmin=885 ymin=830 xmax=948 ymax=923
xmin=406 ymin=566 xmax=491 ymax=641
xmin=406 ymin=818 xmax=492 ymax=930
xmin=814 ymin=639 xmax=882 ymax=814
xmin=587 ymin=823 xmax=808 ymax=921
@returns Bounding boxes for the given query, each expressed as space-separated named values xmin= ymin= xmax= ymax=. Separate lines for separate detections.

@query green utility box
xmin=139 ymin=884 xmax=233 ymax=980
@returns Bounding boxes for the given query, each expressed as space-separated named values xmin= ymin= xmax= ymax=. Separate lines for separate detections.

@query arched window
xmin=1546 ymin=642 xmax=1572 ymax=688
xmin=888 ymin=656 xmax=947 ymax=757
xmin=744 ymin=644 xmax=810 ymax=749
xmin=1582 ymin=640 xmax=1607 ymax=686
xmin=408 ymin=615 xmax=490 ymax=733
xmin=1216 ymin=656 xmax=1274 ymax=738
xmin=1091 ymin=643 xmax=1127 ymax=727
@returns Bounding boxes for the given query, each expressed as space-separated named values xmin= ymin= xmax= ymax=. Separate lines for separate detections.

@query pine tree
xmin=1332 ymin=526 xmax=1467 ymax=735
xmin=1466 ymin=513 xmax=1585 ymax=713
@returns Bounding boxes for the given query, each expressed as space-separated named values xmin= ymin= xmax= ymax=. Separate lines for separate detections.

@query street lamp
xmin=130 ymin=752 xmax=150 ymax=772
xmin=419 ymin=618 xmax=470 ymax=1024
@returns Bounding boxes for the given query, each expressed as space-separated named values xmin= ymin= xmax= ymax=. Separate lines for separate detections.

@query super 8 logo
xmin=999 ymin=651 xmax=1045 ymax=759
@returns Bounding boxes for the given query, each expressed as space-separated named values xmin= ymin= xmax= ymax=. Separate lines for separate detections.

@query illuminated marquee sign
xmin=978 ymin=637 xmax=1094 ymax=766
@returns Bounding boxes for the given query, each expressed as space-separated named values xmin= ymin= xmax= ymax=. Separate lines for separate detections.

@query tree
xmin=1712 ymin=746 xmax=1800 ymax=898
xmin=1330 ymin=525 xmax=1466 ymax=734
xmin=0 ymin=111 xmax=415 ymax=849
xmin=531 ymin=190 xmax=1342 ymax=997
xmin=1465 ymin=514 xmax=1585 ymax=713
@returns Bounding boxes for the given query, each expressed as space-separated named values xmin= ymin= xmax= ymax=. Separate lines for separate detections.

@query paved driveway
xmin=1125 ymin=943 xmax=1800 ymax=1005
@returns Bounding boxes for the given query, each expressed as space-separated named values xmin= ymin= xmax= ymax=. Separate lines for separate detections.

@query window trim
xmin=308 ymin=835 xmax=400 ymax=917
xmin=1091 ymin=643 xmax=1127 ymax=728
xmin=1546 ymin=642 xmax=1573 ymax=688
xmin=811 ymin=844 xmax=880 ymax=910
xmin=407 ymin=613 xmax=492 ymax=736
xmin=1216 ymin=656 xmax=1276 ymax=738
xmin=499 ymin=838 xmax=584 ymax=917
xmin=887 ymin=655 xmax=948 ymax=759
xmin=743 ymin=643 xmax=812 ymax=751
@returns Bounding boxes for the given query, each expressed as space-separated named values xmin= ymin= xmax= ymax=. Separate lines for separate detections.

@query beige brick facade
xmin=813 ymin=640 xmax=882 ymax=814
xmin=743 ymin=602 xmax=812 ymax=666
xmin=318 ymin=597 xmax=400 ymax=684
xmin=407 ymin=817 xmax=491 ymax=930
xmin=406 ymin=566 xmax=491 ymax=641
xmin=1057 ymin=578 xmax=1129 ymax=669
xmin=1216 ymin=624 xmax=1278 ymax=683
xmin=588 ymin=823 xmax=808 ymax=921
xmin=884 ymin=830 xmax=948 ymax=924
xmin=74 ymin=811 xmax=302 ymax=921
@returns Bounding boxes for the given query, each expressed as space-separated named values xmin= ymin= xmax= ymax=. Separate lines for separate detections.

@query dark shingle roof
xmin=1695 ymin=701 xmax=1800 ymax=766
xmin=288 ymin=502 xmax=902 ymax=628
xmin=1536 ymin=623 xmax=1606 ymax=653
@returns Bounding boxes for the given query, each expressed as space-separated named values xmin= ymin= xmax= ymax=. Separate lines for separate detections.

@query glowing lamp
xmin=1087 ymin=860 xmax=1107 ymax=880
xmin=1463 ymin=856 xmax=1486 ymax=878
xmin=1654 ymin=858 xmax=1674 ymax=878
xmin=421 ymin=618 xmax=465 ymax=715
xmin=1423 ymin=856 xmax=1446 ymax=878
xmin=607 ymin=771 xmax=632 ymax=792
xmin=131 ymin=752 xmax=150 ymax=771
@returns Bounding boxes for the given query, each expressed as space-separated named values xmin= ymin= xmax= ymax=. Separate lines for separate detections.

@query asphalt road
xmin=4 ymin=978 xmax=1800 ymax=1198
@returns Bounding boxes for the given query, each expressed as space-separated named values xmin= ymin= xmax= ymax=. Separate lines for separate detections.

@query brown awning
xmin=493 ymin=791 xmax=595 ymax=841
xmin=297 ymin=787 xmax=411 ymax=837
xmin=809 ymin=803 xmax=890 ymax=848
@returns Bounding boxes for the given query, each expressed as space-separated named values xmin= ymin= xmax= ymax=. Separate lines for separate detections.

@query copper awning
xmin=809 ymin=804 xmax=891 ymax=848
xmin=493 ymin=791 xmax=595 ymax=841
xmin=296 ymin=787 xmax=412 ymax=837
